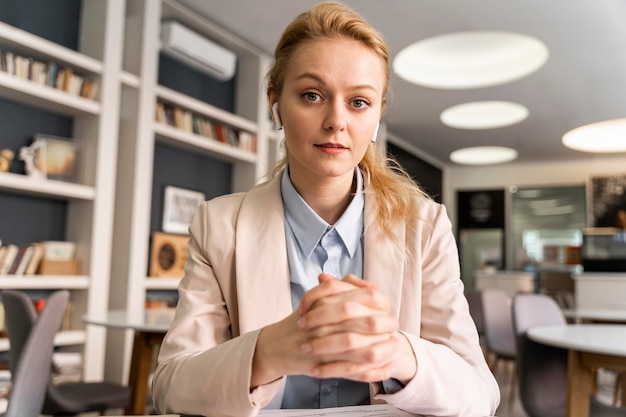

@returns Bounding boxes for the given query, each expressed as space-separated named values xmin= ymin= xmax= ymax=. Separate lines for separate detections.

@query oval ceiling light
xmin=393 ymin=31 xmax=549 ymax=89
xmin=450 ymin=146 xmax=518 ymax=165
xmin=562 ymin=118 xmax=626 ymax=153
xmin=440 ymin=101 xmax=529 ymax=129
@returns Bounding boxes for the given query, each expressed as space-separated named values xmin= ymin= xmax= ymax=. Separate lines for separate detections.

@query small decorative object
xmin=162 ymin=185 xmax=205 ymax=234
xmin=19 ymin=135 xmax=82 ymax=182
xmin=149 ymin=232 xmax=189 ymax=278
xmin=0 ymin=148 xmax=14 ymax=172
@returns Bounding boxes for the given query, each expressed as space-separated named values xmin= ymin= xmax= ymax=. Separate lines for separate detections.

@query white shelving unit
xmin=106 ymin=0 xmax=275 ymax=385
xmin=0 ymin=1 xmax=125 ymax=381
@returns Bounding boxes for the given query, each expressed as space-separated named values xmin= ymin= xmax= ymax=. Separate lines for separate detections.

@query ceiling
xmin=176 ymin=0 xmax=626 ymax=167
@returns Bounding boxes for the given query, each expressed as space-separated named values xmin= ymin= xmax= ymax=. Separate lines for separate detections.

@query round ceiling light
xmin=393 ymin=31 xmax=549 ymax=89
xmin=440 ymin=101 xmax=529 ymax=129
xmin=562 ymin=118 xmax=626 ymax=153
xmin=450 ymin=146 xmax=518 ymax=165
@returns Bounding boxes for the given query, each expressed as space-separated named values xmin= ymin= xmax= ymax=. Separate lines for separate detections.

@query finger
xmin=298 ymin=277 xmax=362 ymax=315
xmin=303 ymin=331 xmax=392 ymax=356
xmin=300 ymin=291 xmax=390 ymax=329
xmin=314 ymin=360 xmax=397 ymax=383
xmin=304 ymin=314 xmax=398 ymax=339
xmin=340 ymin=274 xmax=376 ymax=289
xmin=309 ymin=337 xmax=400 ymax=381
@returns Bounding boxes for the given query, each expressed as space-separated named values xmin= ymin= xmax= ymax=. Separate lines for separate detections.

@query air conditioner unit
xmin=160 ymin=21 xmax=237 ymax=81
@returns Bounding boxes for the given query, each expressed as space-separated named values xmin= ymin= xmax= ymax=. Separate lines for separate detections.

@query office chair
xmin=1 ymin=290 xmax=68 ymax=417
xmin=465 ymin=289 xmax=485 ymax=337
xmin=512 ymin=293 xmax=626 ymax=417
xmin=1 ymin=290 xmax=130 ymax=416
xmin=481 ymin=288 xmax=517 ymax=412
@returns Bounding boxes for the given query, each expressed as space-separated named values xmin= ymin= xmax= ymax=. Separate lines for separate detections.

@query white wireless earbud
xmin=272 ymin=102 xmax=283 ymax=130
xmin=371 ymin=120 xmax=380 ymax=142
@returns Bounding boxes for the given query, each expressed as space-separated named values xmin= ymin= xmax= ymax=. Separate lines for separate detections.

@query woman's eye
xmin=352 ymin=99 xmax=369 ymax=109
xmin=302 ymin=92 xmax=320 ymax=102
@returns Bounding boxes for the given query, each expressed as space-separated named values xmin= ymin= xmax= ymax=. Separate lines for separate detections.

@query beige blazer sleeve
xmin=152 ymin=175 xmax=500 ymax=417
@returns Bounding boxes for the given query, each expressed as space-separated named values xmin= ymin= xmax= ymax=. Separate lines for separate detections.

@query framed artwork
xmin=21 ymin=135 xmax=82 ymax=183
xmin=162 ymin=185 xmax=205 ymax=234
xmin=589 ymin=174 xmax=626 ymax=228
xmin=149 ymin=232 xmax=189 ymax=278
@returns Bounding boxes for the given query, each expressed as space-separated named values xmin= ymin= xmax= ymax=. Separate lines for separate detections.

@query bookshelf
xmin=0 ymin=0 xmax=125 ymax=381
xmin=105 ymin=0 xmax=274 ymax=385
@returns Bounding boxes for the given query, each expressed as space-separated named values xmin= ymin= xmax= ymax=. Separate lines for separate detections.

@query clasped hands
xmin=252 ymin=273 xmax=416 ymax=388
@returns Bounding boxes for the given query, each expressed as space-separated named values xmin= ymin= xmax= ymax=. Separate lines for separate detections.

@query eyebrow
xmin=295 ymin=72 xmax=379 ymax=94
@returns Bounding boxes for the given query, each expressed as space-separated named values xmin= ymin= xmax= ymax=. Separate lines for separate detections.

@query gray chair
xmin=465 ymin=289 xmax=485 ymax=337
xmin=512 ymin=293 xmax=626 ymax=417
xmin=2 ymin=290 xmax=130 ymax=416
xmin=1 ymin=290 xmax=68 ymax=417
xmin=481 ymin=288 xmax=517 ymax=412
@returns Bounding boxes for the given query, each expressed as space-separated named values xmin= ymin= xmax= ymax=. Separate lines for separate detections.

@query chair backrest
xmin=1 ymin=290 xmax=69 ymax=417
xmin=512 ymin=293 xmax=567 ymax=417
xmin=465 ymin=290 xmax=485 ymax=336
xmin=481 ymin=288 xmax=516 ymax=358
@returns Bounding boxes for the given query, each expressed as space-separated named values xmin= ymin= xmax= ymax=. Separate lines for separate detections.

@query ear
xmin=271 ymin=102 xmax=283 ymax=130
xmin=371 ymin=120 xmax=380 ymax=142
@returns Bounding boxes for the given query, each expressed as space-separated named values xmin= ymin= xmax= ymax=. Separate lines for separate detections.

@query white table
xmin=84 ymin=309 xmax=174 ymax=415
xmin=563 ymin=308 xmax=626 ymax=323
xmin=527 ymin=324 xmax=626 ymax=417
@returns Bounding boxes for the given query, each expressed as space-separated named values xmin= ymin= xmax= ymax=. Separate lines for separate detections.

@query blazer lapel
xmin=235 ymin=177 xmax=293 ymax=333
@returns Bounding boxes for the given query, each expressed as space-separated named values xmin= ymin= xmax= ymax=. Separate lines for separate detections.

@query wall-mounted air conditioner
xmin=160 ymin=21 xmax=237 ymax=81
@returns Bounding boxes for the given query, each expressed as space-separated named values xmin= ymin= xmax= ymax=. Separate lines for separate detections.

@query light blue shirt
xmin=280 ymin=167 xmax=370 ymax=408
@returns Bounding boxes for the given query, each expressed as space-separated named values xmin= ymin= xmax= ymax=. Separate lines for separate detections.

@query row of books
xmin=0 ymin=243 xmax=45 ymax=275
xmin=0 ymin=49 xmax=98 ymax=100
xmin=155 ymin=101 xmax=257 ymax=153
xmin=0 ymin=240 xmax=77 ymax=276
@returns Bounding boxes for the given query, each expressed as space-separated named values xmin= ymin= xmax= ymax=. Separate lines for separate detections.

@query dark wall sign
xmin=457 ymin=189 xmax=505 ymax=229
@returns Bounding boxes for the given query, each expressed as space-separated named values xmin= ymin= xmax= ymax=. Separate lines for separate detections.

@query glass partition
xmin=509 ymin=185 xmax=586 ymax=272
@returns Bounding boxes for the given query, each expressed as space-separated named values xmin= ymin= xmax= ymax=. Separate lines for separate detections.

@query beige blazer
xmin=152 ymin=175 xmax=500 ymax=417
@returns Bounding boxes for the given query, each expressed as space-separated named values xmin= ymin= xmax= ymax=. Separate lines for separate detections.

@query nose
xmin=323 ymin=101 xmax=347 ymax=132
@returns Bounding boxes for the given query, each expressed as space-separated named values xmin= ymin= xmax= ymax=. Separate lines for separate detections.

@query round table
xmin=84 ymin=309 xmax=173 ymax=415
xmin=527 ymin=324 xmax=626 ymax=417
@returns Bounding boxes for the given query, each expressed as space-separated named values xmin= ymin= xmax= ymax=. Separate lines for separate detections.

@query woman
xmin=152 ymin=2 xmax=500 ymax=416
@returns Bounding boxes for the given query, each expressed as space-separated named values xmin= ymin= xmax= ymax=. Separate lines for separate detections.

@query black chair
xmin=1 ymin=290 xmax=130 ymax=416
xmin=512 ymin=293 xmax=626 ymax=417
xmin=1 ymin=290 xmax=68 ymax=417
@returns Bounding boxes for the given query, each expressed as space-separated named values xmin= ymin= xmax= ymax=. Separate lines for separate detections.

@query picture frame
xmin=588 ymin=174 xmax=626 ymax=228
xmin=23 ymin=134 xmax=82 ymax=183
xmin=162 ymin=185 xmax=205 ymax=234
xmin=149 ymin=232 xmax=189 ymax=278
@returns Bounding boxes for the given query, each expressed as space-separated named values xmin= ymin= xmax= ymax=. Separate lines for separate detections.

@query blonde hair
xmin=267 ymin=1 xmax=431 ymax=238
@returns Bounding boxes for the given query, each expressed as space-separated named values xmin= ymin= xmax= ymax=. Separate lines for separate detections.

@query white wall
xmin=442 ymin=156 xmax=626 ymax=231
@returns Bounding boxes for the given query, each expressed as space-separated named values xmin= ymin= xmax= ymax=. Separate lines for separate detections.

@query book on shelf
xmin=153 ymin=101 xmax=257 ymax=153
xmin=0 ymin=49 xmax=98 ymax=100
xmin=0 ymin=244 xmax=18 ymax=275
xmin=213 ymin=124 xmax=227 ymax=144
xmin=10 ymin=245 xmax=34 ymax=275
xmin=24 ymin=243 xmax=45 ymax=275
xmin=0 ymin=241 xmax=75 ymax=275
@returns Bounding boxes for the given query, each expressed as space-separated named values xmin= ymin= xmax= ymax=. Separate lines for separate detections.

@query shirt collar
xmin=281 ymin=168 xmax=364 ymax=259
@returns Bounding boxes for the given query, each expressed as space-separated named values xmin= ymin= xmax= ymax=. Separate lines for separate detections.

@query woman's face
xmin=277 ymin=37 xmax=386 ymax=185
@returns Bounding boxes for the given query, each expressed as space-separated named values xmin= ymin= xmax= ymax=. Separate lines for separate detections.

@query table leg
xmin=616 ymin=371 xmax=626 ymax=408
xmin=125 ymin=331 xmax=165 ymax=415
xmin=567 ymin=350 xmax=593 ymax=417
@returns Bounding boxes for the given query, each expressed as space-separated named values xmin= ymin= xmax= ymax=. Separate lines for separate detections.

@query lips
xmin=316 ymin=143 xmax=347 ymax=149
